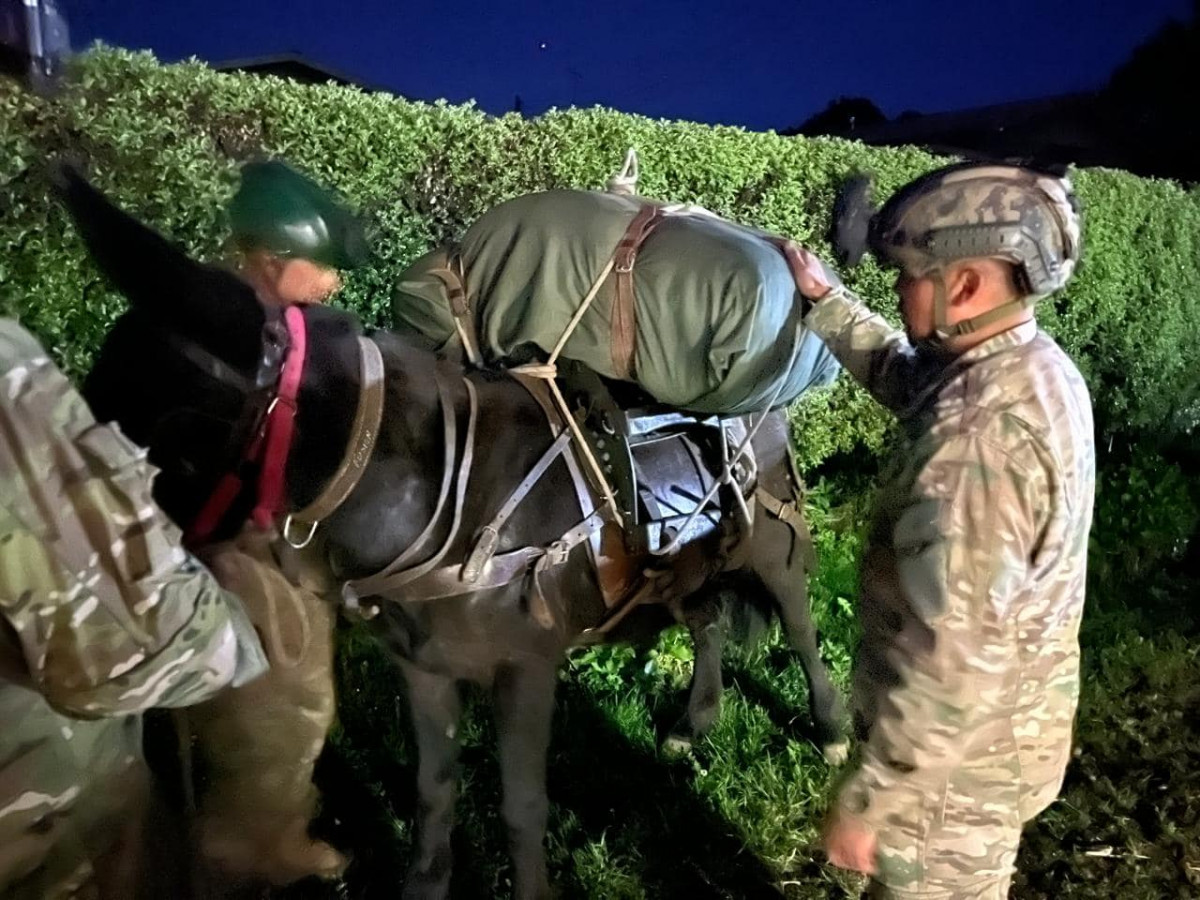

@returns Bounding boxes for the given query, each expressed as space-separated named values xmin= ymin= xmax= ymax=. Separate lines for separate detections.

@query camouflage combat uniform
xmin=805 ymin=289 xmax=1095 ymax=898
xmin=0 ymin=318 xmax=269 ymax=899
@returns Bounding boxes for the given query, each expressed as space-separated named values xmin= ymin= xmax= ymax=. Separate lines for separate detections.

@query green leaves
xmin=3 ymin=42 xmax=1195 ymax=633
xmin=6 ymin=46 xmax=1199 ymax=470
xmin=5 ymin=47 xmax=1199 ymax=898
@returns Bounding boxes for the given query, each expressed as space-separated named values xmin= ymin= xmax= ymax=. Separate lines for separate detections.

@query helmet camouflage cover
xmin=228 ymin=160 xmax=370 ymax=270
xmin=869 ymin=162 xmax=1081 ymax=298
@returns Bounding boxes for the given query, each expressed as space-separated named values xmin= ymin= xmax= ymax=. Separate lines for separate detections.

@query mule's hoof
xmin=822 ymin=741 xmax=850 ymax=767
xmin=661 ymin=733 xmax=694 ymax=757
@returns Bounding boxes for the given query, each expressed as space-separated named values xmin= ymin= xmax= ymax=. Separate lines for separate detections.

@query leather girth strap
xmin=429 ymin=248 xmax=483 ymax=367
xmin=461 ymin=428 xmax=574 ymax=582
xmin=508 ymin=373 xmax=632 ymax=608
xmin=510 ymin=373 xmax=650 ymax=618
xmin=610 ymin=200 xmax=807 ymax=385
xmin=340 ymin=374 xmax=478 ymax=606
xmin=338 ymin=369 xmax=612 ymax=632
xmin=396 ymin=507 xmax=608 ymax=610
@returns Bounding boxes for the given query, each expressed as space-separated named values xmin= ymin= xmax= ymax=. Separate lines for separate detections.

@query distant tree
xmin=513 ymin=94 xmax=524 ymax=114
xmin=1107 ymin=2 xmax=1198 ymax=106
xmin=781 ymin=96 xmax=887 ymax=137
xmin=1103 ymin=0 xmax=1200 ymax=182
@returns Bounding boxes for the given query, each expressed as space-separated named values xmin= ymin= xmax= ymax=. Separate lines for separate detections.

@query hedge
xmin=5 ymin=50 xmax=1199 ymax=898
xmin=2 ymin=47 xmax=1199 ymax=480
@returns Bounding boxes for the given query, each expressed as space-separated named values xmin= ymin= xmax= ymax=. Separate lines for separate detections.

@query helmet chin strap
xmin=931 ymin=268 xmax=952 ymax=339
xmin=930 ymin=268 xmax=1039 ymax=341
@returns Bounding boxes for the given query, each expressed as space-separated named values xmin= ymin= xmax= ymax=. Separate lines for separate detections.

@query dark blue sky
xmin=72 ymin=0 xmax=1192 ymax=131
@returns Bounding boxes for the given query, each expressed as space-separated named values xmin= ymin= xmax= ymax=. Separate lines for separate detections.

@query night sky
xmin=71 ymin=0 xmax=1191 ymax=131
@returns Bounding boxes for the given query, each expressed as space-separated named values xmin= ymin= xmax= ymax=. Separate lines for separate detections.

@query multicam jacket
xmin=805 ymin=288 xmax=1095 ymax=830
xmin=0 ymin=317 xmax=267 ymax=896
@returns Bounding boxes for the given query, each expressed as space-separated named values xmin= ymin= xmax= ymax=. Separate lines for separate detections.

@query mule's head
xmin=59 ymin=166 xmax=361 ymax=537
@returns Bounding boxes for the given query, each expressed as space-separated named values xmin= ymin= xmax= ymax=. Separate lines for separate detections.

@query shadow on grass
xmin=546 ymin=678 xmax=787 ymax=900
xmin=300 ymin=689 xmax=787 ymax=899
xmin=275 ymin=647 xmax=792 ymax=899
xmin=720 ymin=653 xmax=829 ymax=753
xmin=146 ymin=610 xmax=846 ymax=899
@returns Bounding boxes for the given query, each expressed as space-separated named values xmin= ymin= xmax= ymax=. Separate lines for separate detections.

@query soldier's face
xmin=241 ymin=252 xmax=342 ymax=307
xmin=271 ymin=258 xmax=342 ymax=305
xmin=894 ymin=271 xmax=937 ymax=343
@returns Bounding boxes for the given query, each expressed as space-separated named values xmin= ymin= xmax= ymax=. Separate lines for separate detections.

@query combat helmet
xmin=834 ymin=162 xmax=1081 ymax=338
xmin=228 ymin=160 xmax=370 ymax=270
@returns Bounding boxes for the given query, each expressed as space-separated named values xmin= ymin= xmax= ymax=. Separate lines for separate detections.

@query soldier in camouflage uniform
xmin=791 ymin=163 xmax=1095 ymax=898
xmin=176 ymin=160 xmax=369 ymax=885
xmin=0 ymin=317 xmax=269 ymax=899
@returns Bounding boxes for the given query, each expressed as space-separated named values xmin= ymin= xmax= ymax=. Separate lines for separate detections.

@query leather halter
xmin=186 ymin=306 xmax=386 ymax=548
xmin=186 ymin=307 xmax=306 ymax=544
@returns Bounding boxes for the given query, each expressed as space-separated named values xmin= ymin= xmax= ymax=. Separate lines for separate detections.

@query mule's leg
xmin=400 ymin=662 xmax=463 ymax=900
xmin=745 ymin=412 xmax=848 ymax=763
xmin=493 ymin=660 xmax=557 ymax=900
xmin=664 ymin=589 xmax=729 ymax=755
xmin=753 ymin=545 xmax=847 ymax=764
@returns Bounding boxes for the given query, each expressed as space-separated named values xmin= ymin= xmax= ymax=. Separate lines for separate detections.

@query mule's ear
xmin=829 ymin=172 xmax=876 ymax=268
xmin=54 ymin=163 xmax=265 ymax=363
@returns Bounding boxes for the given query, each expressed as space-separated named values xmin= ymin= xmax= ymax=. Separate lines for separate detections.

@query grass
xmin=266 ymin=477 xmax=1199 ymax=900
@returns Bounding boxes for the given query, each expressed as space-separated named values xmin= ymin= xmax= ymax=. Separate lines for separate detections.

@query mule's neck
xmin=288 ymin=320 xmax=451 ymax=577
xmin=286 ymin=310 xmax=363 ymax=510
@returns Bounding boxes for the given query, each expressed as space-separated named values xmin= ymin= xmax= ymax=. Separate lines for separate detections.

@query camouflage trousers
xmin=866 ymin=770 xmax=1022 ymax=899
xmin=866 ymin=873 xmax=1012 ymax=899
xmin=186 ymin=528 xmax=346 ymax=886
xmin=0 ymin=684 xmax=154 ymax=900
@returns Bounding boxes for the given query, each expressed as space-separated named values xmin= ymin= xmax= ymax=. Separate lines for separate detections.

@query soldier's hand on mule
xmin=822 ymin=805 xmax=877 ymax=875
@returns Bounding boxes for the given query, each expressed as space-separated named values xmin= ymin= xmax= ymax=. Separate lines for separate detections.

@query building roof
xmin=213 ymin=53 xmax=386 ymax=94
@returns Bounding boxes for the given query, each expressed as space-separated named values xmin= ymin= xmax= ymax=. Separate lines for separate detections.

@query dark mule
xmin=62 ymin=170 xmax=845 ymax=900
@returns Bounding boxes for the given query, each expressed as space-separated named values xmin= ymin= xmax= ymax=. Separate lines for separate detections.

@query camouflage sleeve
xmin=803 ymin=285 xmax=932 ymax=413
xmin=0 ymin=319 xmax=268 ymax=718
xmin=836 ymin=433 xmax=1046 ymax=828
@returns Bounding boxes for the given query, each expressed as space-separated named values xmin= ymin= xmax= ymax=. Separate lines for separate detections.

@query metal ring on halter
xmin=282 ymin=514 xmax=319 ymax=549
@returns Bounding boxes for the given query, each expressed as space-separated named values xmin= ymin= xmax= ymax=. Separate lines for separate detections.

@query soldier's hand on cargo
xmin=822 ymin=805 xmax=878 ymax=875
xmin=792 ymin=248 xmax=835 ymax=302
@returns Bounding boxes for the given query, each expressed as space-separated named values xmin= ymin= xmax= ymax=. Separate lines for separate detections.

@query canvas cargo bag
xmin=392 ymin=188 xmax=840 ymax=417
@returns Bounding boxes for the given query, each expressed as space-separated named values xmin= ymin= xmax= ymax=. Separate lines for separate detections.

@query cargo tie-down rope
xmin=509 ymin=148 xmax=781 ymax=552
